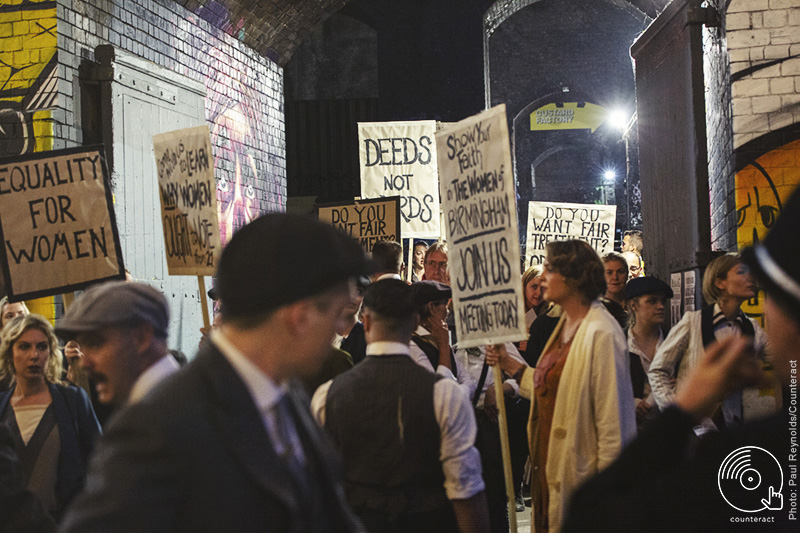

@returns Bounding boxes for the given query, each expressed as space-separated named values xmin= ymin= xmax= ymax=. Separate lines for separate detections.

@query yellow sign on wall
xmin=530 ymin=102 xmax=607 ymax=133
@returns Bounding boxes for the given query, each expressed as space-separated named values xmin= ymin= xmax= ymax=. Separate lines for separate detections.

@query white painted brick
xmin=769 ymin=0 xmax=800 ymax=8
xmin=752 ymin=12 xmax=764 ymax=28
xmin=751 ymin=95 xmax=782 ymax=113
xmin=750 ymin=48 xmax=766 ymax=61
xmin=782 ymin=57 xmax=800 ymax=75
xmin=753 ymin=62 xmax=783 ymax=78
xmin=782 ymin=93 xmax=800 ymax=107
xmin=764 ymin=44 xmax=790 ymax=59
xmin=768 ymin=111 xmax=794 ymax=130
xmin=732 ymin=97 xmax=753 ymax=116
xmin=732 ymin=78 xmax=770 ymax=97
xmin=791 ymin=44 xmax=800 ymax=55
xmin=729 ymin=0 xmax=769 ymax=12
xmin=763 ymin=9 xmax=788 ymax=27
xmin=733 ymin=112 xmax=770 ymax=136
xmin=770 ymin=77 xmax=795 ymax=93
xmin=729 ymin=48 xmax=751 ymax=63
xmin=728 ymin=29 xmax=772 ymax=48
xmin=796 ymin=76 xmax=800 ymax=92
xmin=727 ymin=12 xmax=751 ymax=30
xmin=789 ymin=8 xmax=800 ymax=26
xmin=770 ymin=27 xmax=797 ymax=45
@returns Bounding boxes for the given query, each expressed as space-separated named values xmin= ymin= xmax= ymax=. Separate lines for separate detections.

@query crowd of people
xmin=0 ymin=190 xmax=797 ymax=532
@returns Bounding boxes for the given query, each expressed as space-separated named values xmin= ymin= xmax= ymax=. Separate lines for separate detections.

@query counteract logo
xmin=718 ymin=446 xmax=783 ymax=513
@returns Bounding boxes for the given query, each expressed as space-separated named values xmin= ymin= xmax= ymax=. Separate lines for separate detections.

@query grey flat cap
xmin=56 ymin=281 xmax=169 ymax=338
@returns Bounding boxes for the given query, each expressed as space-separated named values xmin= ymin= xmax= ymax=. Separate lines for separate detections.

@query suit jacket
xmin=60 ymin=342 xmax=363 ymax=532
xmin=0 ymin=382 xmax=100 ymax=518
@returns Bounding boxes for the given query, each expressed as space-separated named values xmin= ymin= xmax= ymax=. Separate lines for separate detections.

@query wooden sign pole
xmin=197 ymin=276 xmax=211 ymax=331
xmin=494 ymin=365 xmax=518 ymax=533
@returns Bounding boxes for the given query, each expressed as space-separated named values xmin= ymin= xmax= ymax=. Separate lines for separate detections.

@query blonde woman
xmin=648 ymin=253 xmax=767 ymax=428
xmin=0 ymin=314 xmax=100 ymax=520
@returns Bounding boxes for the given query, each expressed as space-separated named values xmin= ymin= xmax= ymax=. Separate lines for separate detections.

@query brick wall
xmin=727 ymin=0 xmax=800 ymax=150
xmin=54 ymin=0 xmax=286 ymax=231
xmin=704 ymin=0 xmax=800 ymax=252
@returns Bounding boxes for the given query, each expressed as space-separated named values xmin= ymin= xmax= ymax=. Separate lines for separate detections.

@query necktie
xmin=272 ymin=395 xmax=310 ymax=492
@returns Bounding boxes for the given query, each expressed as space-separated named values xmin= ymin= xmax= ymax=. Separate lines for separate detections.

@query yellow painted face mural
xmin=1 ymin=0 xmax=58 ymax=319
xmin=735 ymin=137 xmax=800 ymax=326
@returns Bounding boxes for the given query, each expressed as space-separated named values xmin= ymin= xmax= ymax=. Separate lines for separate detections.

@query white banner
xmin=359 ymin=121 xmax=440 ymax=239
xmin=436 ymin=104 xmax=527 ymax=348
xmin=525 ymin=201 xmax=617 ymax=267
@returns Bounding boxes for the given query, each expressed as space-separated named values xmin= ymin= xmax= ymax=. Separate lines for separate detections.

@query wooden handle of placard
xmin=62 ymin=292 xmax=75 ymax=311
xmin=493 ymin=364 xmax=518 ymax=533
xmin=197 ymin=276 xmax=211 ymax=331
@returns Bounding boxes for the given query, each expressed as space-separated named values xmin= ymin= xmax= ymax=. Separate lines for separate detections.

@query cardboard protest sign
xmin=153 ymin=125 xmax=221 ymax=276
xmin=0 ymin=146 xmax=125 ymax=300
xmin=525 ymin=201 xmax=616 ymax=267
xmin=435 ymin=104 xmax=527 ymax=349
xmin=359 ymin=121 xmax=440 ymax=239
xmin=319 ymin=196 xmax=401 ymax=251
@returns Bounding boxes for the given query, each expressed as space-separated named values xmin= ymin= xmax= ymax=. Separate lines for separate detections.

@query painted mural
xmin=0 ymin=0 xmax=58 ymax=319
xmin=735 ymin=136 xmax=800 ymax=326
xmin=204 ymin=47 xmax=283 ymax=246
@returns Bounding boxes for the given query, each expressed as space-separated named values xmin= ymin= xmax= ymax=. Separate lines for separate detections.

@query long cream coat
xmin=518 ymin=301 xmax=636 ymax=532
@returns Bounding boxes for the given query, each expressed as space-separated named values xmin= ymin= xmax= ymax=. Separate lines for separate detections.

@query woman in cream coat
xmin=488 ymin=240 xmax=636 ymax=533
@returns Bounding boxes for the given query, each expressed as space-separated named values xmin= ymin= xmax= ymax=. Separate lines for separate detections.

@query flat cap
xmin=625 ymin=276 xmax=673 ymax=300
xmin=412 ymin=280 xmax=452 ymax=308
xmin=56 ymin=281 xmax=169 ymax=338
xmin=216 ymin=213 xmax=373 ymax=318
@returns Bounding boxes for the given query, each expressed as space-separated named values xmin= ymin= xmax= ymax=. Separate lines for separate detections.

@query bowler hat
xmin=56 ymin=281 xmax=169 ymax=338
xmin=625 ymin=277 xmax=673 ymax=301
xmin=363 ymin=279 xmax=415 ymax=319
xmin=216 ymin=213 xmax=373 ymax=318
xmin=742 ymin=187 xmax=800 ymax=326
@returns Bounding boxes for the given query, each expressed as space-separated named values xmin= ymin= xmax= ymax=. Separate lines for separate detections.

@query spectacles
xmin=426 ymin=260 xmax=448 ymax=270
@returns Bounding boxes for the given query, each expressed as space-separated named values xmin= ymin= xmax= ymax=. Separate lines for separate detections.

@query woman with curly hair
xmin=487 ymin=240 xmax=635 ymax=533
xmin=0 ymin=314 xmax=100 ymax=521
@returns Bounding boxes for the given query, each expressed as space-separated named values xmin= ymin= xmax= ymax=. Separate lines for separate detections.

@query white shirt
xmin=376 ymin=273 xmax=402 ymax=281
xmin=627 ymin=328 xmax=664 ymax=407
xmin=212 ymin=329 xmax=305 ymax=467
xmin=454 ymin=342 xmax=523 ymax=408
xmin=311 ymin=341 xmax=485 ymax=500
xmin=127 ymin=354 xmax=180 ymax=405
xmin=408 ymin=325 xmax=457 ymax=380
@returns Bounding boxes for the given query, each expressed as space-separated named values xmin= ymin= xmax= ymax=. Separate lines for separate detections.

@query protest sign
xmin=153 ymin=125 xmax=221 ymax=277
xmin=525 ymin=201 xmax=617 ymax=267
xmin=0 ymin=146 xmax=125 ymax=300
xmin=436 ymin=104 xmax=527 ymax=349
xmin=318 ymin=196 xmax=401 ymax=251
xmin=359 ymin=121 xmax=440 ymax=239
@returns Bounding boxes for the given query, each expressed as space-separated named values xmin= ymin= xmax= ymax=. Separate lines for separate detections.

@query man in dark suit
xmin=60 ymin=213 xmax=370 ymax=532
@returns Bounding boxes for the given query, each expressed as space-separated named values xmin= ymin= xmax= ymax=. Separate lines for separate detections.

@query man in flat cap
xmin=56 ymin=281 xmax=179 ymax=408
xmin=311 ymin=279 xmax=488 ymax=532
xmin=62 ymin=213 xmax=369 ymax=532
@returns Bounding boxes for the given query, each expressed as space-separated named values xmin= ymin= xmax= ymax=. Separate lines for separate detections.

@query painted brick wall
xmin=54 ymin=0 xmax=286 ymax=238
xmin=704 ymin=0 xmax=800 ymax=252
xmin=727 ymin=0 xmax=800 ymax=150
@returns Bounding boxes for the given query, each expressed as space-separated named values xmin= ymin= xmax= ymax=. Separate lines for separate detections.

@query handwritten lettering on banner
xmin=359 ymin=121 xmax=440 ymax=239
xmin=0 ymin=146 xmax=125 ymax=300
xmin=153 ymin=125 xmax=221 ymax=276
xmin=318 ymin=196 xmax=401 ymax=251
xmin=435 ymin=104 xmax=527 ymax=348
xmin=525 ymin=201 xmax=616 ymax=267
